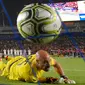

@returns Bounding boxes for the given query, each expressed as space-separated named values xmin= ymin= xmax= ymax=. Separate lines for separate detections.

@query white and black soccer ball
xmin=17 ymin=3 xmax=62 ymax=44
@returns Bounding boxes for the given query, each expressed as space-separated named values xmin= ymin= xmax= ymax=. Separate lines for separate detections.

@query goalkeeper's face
xmin=36 ymin=50 xmax=50 ymax=71
xmin=36 ymin=59 xmax=50 ymax=71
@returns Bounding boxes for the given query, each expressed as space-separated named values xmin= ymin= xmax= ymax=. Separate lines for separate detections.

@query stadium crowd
xmin=0 ymin=34 xmax=85 ymax=58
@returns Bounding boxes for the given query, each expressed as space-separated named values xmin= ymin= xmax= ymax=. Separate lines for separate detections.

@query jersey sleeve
xmin=49 ymin=57 xmax=56 ymax=66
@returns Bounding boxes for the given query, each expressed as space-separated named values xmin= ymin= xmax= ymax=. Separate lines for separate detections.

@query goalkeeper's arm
xmin=52 ymin=61 xmax=76 ymax=84
xmin=53 ymin=59 xmax=68 ymax=80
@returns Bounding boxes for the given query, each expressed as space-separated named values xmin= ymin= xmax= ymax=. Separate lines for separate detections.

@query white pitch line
xmin=64 ymin=69 xmax=85 ymax=72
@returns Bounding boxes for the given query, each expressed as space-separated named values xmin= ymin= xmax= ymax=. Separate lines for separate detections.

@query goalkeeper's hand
xmin=45 ymin=77 xmax=58 ymax=83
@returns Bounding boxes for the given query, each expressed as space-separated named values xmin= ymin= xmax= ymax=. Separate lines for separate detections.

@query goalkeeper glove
xmin=58 ymin=75 xmax=68 ymax=84
xmin=60 ymin=75 xmax=76 ymax=84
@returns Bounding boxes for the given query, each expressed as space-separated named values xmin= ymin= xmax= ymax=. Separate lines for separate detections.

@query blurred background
xmin=0 ymin=0 xmax=85 ymax=58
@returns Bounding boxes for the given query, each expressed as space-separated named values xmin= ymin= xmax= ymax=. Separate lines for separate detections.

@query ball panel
xmin=42 ymin=20 xmax=61 ymax=32
xmin=21 ymin=22 xmax=35 ymax=36
xmin=17 ymin=12 xmax=29 ymax=24
xmin=20 ymin=20 xmax=38 ymax=37
xmin=35 ymin=7 xmax=51 ymax=20
xmin=39 ymin=36 xmax=55 ymax=44
xmin=18 ymin=27 xmax=27 ymax=38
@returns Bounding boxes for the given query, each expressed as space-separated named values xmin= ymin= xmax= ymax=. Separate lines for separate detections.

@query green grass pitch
xmin=0 ymin=57 xmax=85 ymax=85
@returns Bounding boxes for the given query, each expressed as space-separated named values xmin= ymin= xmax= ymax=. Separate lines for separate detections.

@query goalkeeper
xmin=0 ymin=50 xmax=75 ymax=84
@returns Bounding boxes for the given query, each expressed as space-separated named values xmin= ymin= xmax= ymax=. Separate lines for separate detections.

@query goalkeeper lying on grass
xmin=0 ymin=50 xmax=76 ymax=84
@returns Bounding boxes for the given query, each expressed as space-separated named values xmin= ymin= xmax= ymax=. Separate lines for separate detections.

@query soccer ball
xmin=17 ymin=3 xmax=62 ymax=44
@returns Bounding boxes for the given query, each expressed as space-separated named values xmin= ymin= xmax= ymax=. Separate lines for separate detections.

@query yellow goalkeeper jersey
xmin=1 ymin=55 xmax=55 ymax=82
